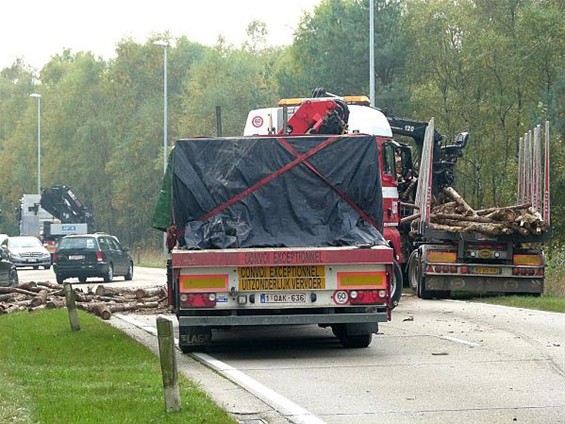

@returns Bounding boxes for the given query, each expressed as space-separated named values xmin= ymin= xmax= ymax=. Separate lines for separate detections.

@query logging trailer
xmin=245 ymin=90 xmax=550 ymax=298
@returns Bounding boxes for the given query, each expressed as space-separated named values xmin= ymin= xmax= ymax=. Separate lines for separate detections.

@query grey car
xmin=0 ymin=245 xmax=19 ymax=287
xmin=2 ymin=236 xmax=51 ymax=270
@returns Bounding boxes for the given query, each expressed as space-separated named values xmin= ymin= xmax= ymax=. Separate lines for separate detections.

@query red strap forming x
xmin=276 ymin=136 xmax=381 ymax=230
xmin=199 ymin=136 xmax=341 ymax=221
xmin=199 ymin=135 xmax=379 ymax=231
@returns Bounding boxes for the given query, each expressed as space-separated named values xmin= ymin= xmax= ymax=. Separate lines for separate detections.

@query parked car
xmin=1 ymin=236 xmax=52 ymax=270
xmin=53 ymin=233 xmax=133 ymax=284
xmin=0 ymin=244 xmax=18 ymax=287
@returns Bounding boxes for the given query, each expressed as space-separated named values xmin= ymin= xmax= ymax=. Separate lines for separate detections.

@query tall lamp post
xmin=30 ymin=93 xmax=42 ymax=194
xmin=153 ymin=40 xmax=169 ymax=175
xmin=154 ymin=40 xmax=169 ymax=255
xmin=369 ymin=0 xmax=375 ymax=107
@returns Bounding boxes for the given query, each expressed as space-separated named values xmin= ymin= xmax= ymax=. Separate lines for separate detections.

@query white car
xmin=1 ymin=236 xmax=52 ymax=270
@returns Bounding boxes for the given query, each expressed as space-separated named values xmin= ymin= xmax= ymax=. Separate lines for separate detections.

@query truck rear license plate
xmin=260 ymin=293 xmax=306 ymax=304
xmin=68 ymin=255 xmax=85 ymax=261
xmin=473 ymin=266 xmax=499 ymax=275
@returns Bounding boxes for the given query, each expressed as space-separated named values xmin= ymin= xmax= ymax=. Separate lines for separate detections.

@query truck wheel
xmin=103 ymin=265 xmax=114 ymax=283
xmin=417 ymin=278 xmax=433 ymax=300
xmin=78 ymin=277 xmax=87 ymax=284
xmin=339 ymin=333 xmax=373 ymax=348
xmin=408 ymin=251 xmax=433 ymax=299
xmin=407 ymin=251 xmax=421 ymax=293
xmin=390 ymin=260 xmax=403 ymax=308
xmin=44 ymin=265 xmax=51 ymax=270
xmin=56 ymin=274 xmax=65 ymax=284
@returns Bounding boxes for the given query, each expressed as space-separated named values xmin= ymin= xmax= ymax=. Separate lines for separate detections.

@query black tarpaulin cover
xmin=152 ymin=134 xmax=387 ymax=249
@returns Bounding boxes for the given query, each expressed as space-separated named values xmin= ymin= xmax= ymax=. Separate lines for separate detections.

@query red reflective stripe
xmin=276 ymin=136 xmax=381 ymax=231
xmin=199 ymin=136 xmax=342 ymax=221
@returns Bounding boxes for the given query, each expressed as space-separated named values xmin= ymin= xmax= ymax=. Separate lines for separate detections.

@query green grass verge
xmin=0 ymin=309 xmax=236 ymax=424
xmin=468 ymin=294 xmax=565 ymax=313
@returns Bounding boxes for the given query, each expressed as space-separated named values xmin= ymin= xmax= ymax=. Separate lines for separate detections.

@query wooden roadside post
xmin=156 ymin=315 xmax=181 ymax=412
xmin=63 ymin=282 xmax=80 ymax=331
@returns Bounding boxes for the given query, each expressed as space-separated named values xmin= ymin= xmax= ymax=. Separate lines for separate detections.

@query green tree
xmin=284 ymin=0 xmax=409 ymax=111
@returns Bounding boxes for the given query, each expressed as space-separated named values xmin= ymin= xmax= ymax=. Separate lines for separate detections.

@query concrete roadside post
xmin=63 ymin=282 xmax=80 ymax=331
xmin=156 ymin=315 xmax=181 ymax=412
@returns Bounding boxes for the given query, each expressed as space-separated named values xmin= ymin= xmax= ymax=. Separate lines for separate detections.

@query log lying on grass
xmin=0 ymin=281 xmax=168 ymax=318
xmin=405 ymin=187 xmax=548 ymax=237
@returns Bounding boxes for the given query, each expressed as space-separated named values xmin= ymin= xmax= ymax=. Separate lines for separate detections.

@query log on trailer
xmin=408 ymin=186 xmax=548 ymax=237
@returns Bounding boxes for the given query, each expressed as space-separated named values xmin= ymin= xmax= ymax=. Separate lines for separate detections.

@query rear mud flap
xmin=179 ymin=326 xmax=212 ymax=352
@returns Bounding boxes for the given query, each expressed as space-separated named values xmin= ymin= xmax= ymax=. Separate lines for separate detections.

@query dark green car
xmin=53 ymin=233 xmax=133 ymax=284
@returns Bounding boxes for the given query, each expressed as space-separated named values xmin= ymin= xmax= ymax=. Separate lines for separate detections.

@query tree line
xmin=0 ymin=0 xmax=563 ymax=251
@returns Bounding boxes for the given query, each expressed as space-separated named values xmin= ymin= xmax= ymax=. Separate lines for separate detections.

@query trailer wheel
xmin=408 ymin=251 xmax=432 ymax=299
xmin=407 ymin=251 xmax=421 ymax=293
xmin=417 ymin=278 xmax=433 ymax=300
xmin=390 ymin=260 xmax=403 ymax=308
xmin=339 ymin=333 xmax=373 ymax=349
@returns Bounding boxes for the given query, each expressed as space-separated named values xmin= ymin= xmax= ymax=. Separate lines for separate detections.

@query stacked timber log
xmin=0 ymin=281 xmax=168 ymax=319
xmin=403 ymin=187 xmax=548 ymax=237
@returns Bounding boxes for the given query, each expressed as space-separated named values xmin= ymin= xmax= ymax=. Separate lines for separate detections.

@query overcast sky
xmin=1 ymin=0 xmax=322 ymax=70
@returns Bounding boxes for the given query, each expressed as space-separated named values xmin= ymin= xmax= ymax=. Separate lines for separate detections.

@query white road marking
xmin=437 ymin=335 xmax=482 ymax=347
xmin=115 ymin=314 xmax=326 ymax=424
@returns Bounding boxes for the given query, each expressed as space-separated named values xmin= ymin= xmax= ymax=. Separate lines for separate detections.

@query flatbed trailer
xmin=170 ymin=245 xmax=393 ymax=350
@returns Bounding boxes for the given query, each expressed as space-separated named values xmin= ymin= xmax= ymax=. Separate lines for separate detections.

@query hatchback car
xmin=53 ymin=233 xmax=133 ymax=284
xmin=0 ymin=244 xmax=18 ymax=287
xmin=1 ymin=236 xmax=52 ymax=269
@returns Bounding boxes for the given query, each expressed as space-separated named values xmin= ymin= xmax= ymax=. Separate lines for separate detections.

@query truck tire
xmin=390 ymin=260 xmax=403 ymax=308
xmin=408 ymin=251 xmax=433 ymax=299
xmin=417 ymin=278 xmax=433 ymax=300
xmin=332 ymin=323 xmax=375 ymax=348
xmin=56 ymin=274 xmax=65 ymax=284
xmin=407 ymin=251 xmax=421 ymax=293
xmin=339 ymin=333 xmax=373 ymax=348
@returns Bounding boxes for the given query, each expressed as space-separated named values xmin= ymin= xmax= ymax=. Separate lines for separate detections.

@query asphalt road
xmin=17 ymin=267 xmax=565 ymax=423
xmin=16 ymin=264 xmax=167 ymax=289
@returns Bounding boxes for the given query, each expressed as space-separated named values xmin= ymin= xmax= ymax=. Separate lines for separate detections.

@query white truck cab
xmin=244 ymin=96 xmax=393 ymax=138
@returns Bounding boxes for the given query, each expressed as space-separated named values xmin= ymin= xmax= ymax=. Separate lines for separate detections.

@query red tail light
xmin=52 ymin=253 xmax=58 ymax=263
xmin=349 ymin=290 xmax=383 ymax=305
xmin=180 ymin=293 xmax=217 ymax=308
xmin=96 ymin=250 xmax=104 ymax=262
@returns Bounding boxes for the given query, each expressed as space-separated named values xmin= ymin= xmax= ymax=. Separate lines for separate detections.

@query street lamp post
xmin=154 ymin=40 xmax=169 ymax=255
xmin=369 ymin=0 xmax=375 ymax=107
xmin=153 ymin=40 xmax=169 ymax=175
xmin=30 ymin=93 xmax=42 ymax=194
